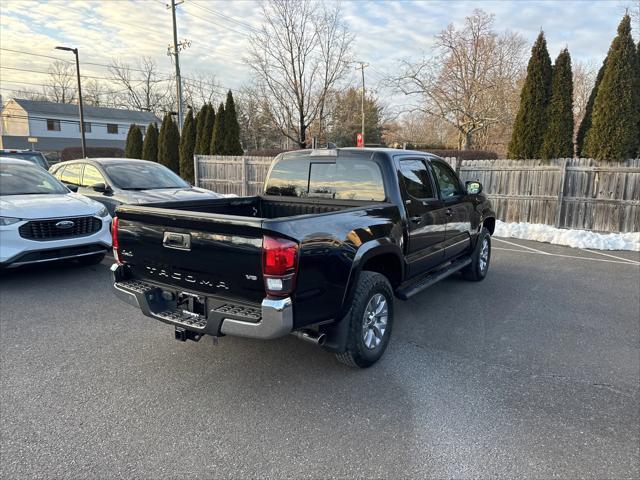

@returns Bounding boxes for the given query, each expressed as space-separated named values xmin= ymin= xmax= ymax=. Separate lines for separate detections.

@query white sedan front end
xmin=0 ymin=159 xmax=112 ymax=268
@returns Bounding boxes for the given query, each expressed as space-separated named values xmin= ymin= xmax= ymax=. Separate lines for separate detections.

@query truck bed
xmin=139 ymin=195 xmax=367 ymax=219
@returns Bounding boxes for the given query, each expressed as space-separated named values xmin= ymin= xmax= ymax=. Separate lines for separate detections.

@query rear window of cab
xmin=265 ymin=156 xmax=385 ymax=201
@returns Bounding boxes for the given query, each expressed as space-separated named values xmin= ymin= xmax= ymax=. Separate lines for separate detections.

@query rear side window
xmin=399 ymin=159 xmax=435 ymax=199
xmin=266 ymin=156 xmax=385 ymax=201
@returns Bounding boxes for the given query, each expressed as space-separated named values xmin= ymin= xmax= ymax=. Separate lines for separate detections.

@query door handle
xmin=445 ymin=208 xmax=453 ymax=217
xmin=409 ymin=216 xmax=422 ymax=224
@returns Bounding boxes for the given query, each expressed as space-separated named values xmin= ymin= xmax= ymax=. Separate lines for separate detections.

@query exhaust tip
xmin=293 ymin=330 xmax=326 ymax=346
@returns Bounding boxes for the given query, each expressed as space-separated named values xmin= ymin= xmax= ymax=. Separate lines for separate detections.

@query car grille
xmin=19 ymin=216 xmax=102 ymax=241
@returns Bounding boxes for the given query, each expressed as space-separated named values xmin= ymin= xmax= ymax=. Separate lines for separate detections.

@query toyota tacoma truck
xmin=111 ymin=148 xmax=495 ymax=368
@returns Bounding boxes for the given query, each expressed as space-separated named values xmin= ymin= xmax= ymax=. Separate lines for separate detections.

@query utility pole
xmin=56 ymin=46 xmax=86 ymax=158
xmin=355 ymin=62 xmax=368 ymax=146
xmin=169 ymin=0 xmax=185 ymax=131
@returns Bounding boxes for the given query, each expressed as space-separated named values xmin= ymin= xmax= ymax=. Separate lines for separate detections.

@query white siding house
xmin=0 ymin=98 xmax=160 ymax=153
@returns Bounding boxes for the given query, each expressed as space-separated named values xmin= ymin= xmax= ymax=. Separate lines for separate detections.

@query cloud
xmin=0 ymin=0 xmax=625 ymax=110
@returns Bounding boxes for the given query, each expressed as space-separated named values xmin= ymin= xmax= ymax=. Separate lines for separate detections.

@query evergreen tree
xmin=575 ymin=59 xmax=606 ymax=157
xmin=541 ymin=49 xmax=574 ymax=159
xmin=194 ymin=106 xmax=205 ymax=155
xmin=158 ymin=113 xmax=180 ymax=173
xmin=210 ymin=102 xmax=225 ymax=155
xmin=124 ymin=124 xmax=143 ymax=158
xmin=222 ymin=90 xmax=244 ymax=155
xmin=508 ymin=32 xmax=553 ymax=159
xmin=179 ymin=109 xmax=196 ymax=182
xmin=203 ymin=103 xmax=216 ymax=155
xmin=142 ymin=122 xmax=158 ymax=162
xmin=584 ymin=15 xmax=640 ymax=160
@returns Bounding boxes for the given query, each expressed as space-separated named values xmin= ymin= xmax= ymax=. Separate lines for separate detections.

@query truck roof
xmin=281 ymin=147 xmax=437 ymax=161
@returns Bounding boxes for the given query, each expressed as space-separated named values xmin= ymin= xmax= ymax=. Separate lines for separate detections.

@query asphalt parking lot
xmin=1 ymin=238 xmax=639 ymax=479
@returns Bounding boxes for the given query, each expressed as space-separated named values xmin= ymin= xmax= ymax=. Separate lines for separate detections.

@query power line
xmin=189 ymin=1 xmax=260 ymax=33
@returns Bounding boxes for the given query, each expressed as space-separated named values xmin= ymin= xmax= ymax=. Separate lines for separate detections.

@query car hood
xmin=120 ymin=187 xmax=225 ymax=204
xmin=0 ymin=192 xmax=103 ymax=219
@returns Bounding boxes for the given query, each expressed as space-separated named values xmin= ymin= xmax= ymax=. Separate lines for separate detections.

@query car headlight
xmin=96 ymin=206 xmax=109 ymax=218
xmin=0 ymin=217 xmax=21 ymax=226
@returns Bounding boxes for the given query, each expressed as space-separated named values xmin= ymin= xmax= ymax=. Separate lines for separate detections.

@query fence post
xmin=554 ymin=158 xmax=568 ymax=228
xmin=241 ymin=156 xmax=248 ymax=197
xmin=193 ymin=155 xmax=200 ymax=187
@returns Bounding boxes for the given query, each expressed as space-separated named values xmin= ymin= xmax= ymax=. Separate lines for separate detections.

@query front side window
xmin=399 ymin=159 xmax=435 ymax=199
xmin=0 ymin=164 xmax=68 ymax=195
xmin=107 ymin=124 xmax=118 ymax=134
xmin=60 ymin=163 xmax=83 ymax=186
xmin=265 ymin=156 xmax=385 ymax=201
xmin=431 ymin=161 xmax=463 ymax=198
xmin=81 ymin=165 xmax=105 ymax=187
xmin=47 ymin=119 xmax=61 ymax=131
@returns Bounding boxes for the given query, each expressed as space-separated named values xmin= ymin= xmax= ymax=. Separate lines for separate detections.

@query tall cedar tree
xmin=158 ymin=113 xmax=180 ymax=174
xmin=584 ymin=15 xmax=640 ymax=160
xmin=508 ymin=32 xmax=553 ymax=159
xmin=210 ymin=103 xmax=225 ymax=155
xmin=203 ymin=103 xmax=216 ymax=155
xmin=179 ymin=109 xmax=196 ymax=182
xmin=222 ymin=90 xmax=243 ymax=155
xmin=142 ymin=122 xmax=158 ymax=162
xmin=194 ymin=107 xmax=205 ymax=155
xmin=575 ymin=59 xmax=606 ymax=157
xmin=125 ymin=124 xmax=143 ymax=158
xmin=637 ymin=41 xmax=640 ymax=157
xmin=541 ymin=49 xmax=574 ymax=159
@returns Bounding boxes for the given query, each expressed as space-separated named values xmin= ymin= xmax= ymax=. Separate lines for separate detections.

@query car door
xmin=429 ymin=158 xmax=473 ymax=260
xmin=397 ymin=157 xmax=448 ymax=277
xmin=78 ymin=164 xmax=120 ymax=215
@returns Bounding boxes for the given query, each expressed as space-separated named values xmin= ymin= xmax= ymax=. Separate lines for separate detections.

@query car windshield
xmin=0 ymin=163 xmax=69 ymax=195
xmin=103 ymin=163 xmax=189 ymax=190
xmin=0 ymin=151 xmax=49 ymax=169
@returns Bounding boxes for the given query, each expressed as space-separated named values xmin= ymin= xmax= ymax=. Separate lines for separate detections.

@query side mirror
xmin=91 ymin=183 xmax=110 ymax=193
xmin=466 ymin=181 xmax=482 ymax=195
xmin=65 ymin=183 xmax=79 ymax=192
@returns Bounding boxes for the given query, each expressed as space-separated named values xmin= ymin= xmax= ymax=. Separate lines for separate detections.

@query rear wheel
xmin=462 ymin=227 xmax=491 ymax=281
xmin=77 ymin=252 xmax=106 ymax=266
xmin=335 ymin=271 xmax=394 ymax=368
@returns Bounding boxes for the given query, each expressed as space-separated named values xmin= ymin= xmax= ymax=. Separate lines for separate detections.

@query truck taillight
xmin=112 ymin=216 xmax=121 ymax=264
xmin=263 ymin=235 xmax=298 ymax=296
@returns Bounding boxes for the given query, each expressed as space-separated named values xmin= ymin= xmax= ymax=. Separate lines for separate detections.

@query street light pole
xmin=56 ymin=46 xmax=86 ymax=158
xmin=355 ymin=61 xmax=369 ymax=147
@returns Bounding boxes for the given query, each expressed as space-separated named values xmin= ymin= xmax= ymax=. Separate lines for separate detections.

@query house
xmin=0 ymin=98 xmax=160 ymax=153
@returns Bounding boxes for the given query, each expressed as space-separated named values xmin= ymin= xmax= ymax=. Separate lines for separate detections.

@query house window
xmin=47 ymin=119 xmax=61 ymax=131
xmin=79 ymin=122 xmax=91 ymax=133
xmin=107 ymin=124 xmax=118 ymax=134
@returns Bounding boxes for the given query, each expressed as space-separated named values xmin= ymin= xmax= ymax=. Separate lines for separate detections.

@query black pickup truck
xmin=111 ymin=148 xmax=495 ymax=367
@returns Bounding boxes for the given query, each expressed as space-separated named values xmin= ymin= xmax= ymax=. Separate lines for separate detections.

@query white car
xmin=0 ymin=158 xmax=112 ymax=268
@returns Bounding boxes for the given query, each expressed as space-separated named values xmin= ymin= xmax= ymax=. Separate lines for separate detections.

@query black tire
xmin=462 ymin=227 xmax=491 ymax=281
xmin=335 ymin=271 xmax=394 ymax=368
xmin=77 ymin=252 xmax=106 ymax=266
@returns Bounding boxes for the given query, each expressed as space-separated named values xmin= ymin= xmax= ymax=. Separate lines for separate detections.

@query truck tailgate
xmin=115 ymin=206 xmax=265 ymax=304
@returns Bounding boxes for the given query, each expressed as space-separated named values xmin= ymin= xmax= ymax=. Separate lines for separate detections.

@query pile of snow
xmin=494 ymin=220 xmax=640 ymax=252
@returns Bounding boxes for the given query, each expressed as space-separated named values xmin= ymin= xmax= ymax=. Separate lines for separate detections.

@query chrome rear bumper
xmin=111 ymin=263 xmax=292 ymax=339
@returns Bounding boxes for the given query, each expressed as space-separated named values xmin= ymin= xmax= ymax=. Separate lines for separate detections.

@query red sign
xmin=356 ymin=133 xmax=363 ymax=147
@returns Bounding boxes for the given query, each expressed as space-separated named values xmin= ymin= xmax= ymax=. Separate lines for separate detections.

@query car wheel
xmin=77 ymin=252 xmax=106 ymax=266
xmin=462 ymin=227 xmax=491 ymax=281
xmin=335 ymin=271 xmax=394 ymax=368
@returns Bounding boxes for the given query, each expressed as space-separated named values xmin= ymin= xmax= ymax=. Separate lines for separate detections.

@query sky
xmin=0 ymin=0 xmax=636 ymax=110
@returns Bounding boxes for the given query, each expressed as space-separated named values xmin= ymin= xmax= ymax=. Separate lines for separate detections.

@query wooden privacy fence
xmin=194 ymin=155 xmax=640 ymax=233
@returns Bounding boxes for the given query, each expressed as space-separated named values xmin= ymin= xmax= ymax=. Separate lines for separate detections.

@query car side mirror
xmin=91 ymin=183 xmax=110 ymax=193
xmin=466 ymin=181 xmax=482 ymax=195
xmin=65 ymin=183 xmax=79 ymax=192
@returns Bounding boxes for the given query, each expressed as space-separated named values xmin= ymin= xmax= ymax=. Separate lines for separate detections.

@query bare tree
xmin=182 ymin=72 xmax=221 ymax=111
xmin=248 ymin=0 xmax=353 ymax=148
xmin=82 ymin=79 xmax=108 ymax=107
xmin=45 ymin=60 xmax=77 ymax=103
xmin=392 ymin=10 xmax=526 ymax=150
xmin=109 ymin=57 xmax=171 ymax=114
xmin=11 ymin=88 xmax=47 ymax=102
xmin=572 ymin=60 xmax=597 ymax=140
